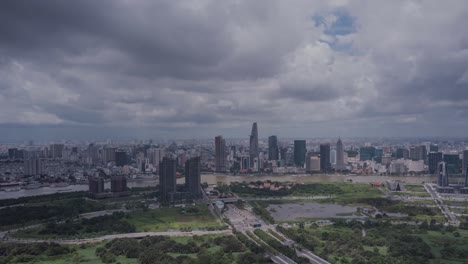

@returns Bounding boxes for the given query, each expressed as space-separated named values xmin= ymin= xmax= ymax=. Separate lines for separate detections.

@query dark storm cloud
xmin=1 ymin=0 xmax=468 ymax=140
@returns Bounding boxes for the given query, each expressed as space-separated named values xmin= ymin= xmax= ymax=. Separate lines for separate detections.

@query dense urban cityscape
xmin=1 ymin=122 xmax=468 ymax=263
xmin=2 ymin=0 xmax=468 ymax=263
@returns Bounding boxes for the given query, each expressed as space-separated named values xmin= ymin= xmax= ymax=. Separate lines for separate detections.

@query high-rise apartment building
xmin=268 ymin=135 xmax=279 ymax=161
xmin=88 ymin=175 xmax=105 ymax=194
xmin=159 ymin=157 xmax=177 ymax=203
xmin=111 ymin=175 xmax=127 ymax=193
xmin=51 ymin=144 xmax=64 ymax=158
xmin=335 ymin=138 xmax=344 ymax=171
xmin=103 ymin=147 xmax=116 ymax=164
xmin=215 ymin=135 xmax=226 ymax=172
xmin=320 ymin=144 xmax=331 ymax=172
xmin=23 ymin=158 xmax=44 ymax=177
xmin=249 ymin=123 xmax=259 ymax=167
xmin=185 ymin=157 xmax=201 ymax=199
xmin=294 ymin=140 xmax=306 ymax=167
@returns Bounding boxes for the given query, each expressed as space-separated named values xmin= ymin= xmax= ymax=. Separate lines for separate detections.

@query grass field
xmin=126 ymin=205 xmax=225 ymax=232
xmin=405 ymin=185 xmax=427 ymax=192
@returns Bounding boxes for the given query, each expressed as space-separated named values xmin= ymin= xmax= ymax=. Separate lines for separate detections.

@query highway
xmin=424 ymin=183 xmax=460 ymax=225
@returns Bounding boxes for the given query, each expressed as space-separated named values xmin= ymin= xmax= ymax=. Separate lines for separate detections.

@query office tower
xmin=249 ymin=122 xmax=259 ymax=167
xmin=430 ymin=144 xmax=439 ymax=152
xmin=463 ymin=150 xmax=468 ymax=174
xmin=310 ymin=156 xmax=321 ymax=172
xmin=465 ymin=165 xmax=468 ymax=187
xmin=159 ymin=157 xmax=177 ymax=202
xmin=88 ymin=175 xmax=105 ymax=194
xmin=336 ymin=138 xmax=344 ymax=171
xmin=115 ymin=151 xmax=128 ymax=167
xmin=103 ymin=147 xmax=116 ymax=164
xmin=23 ymin=158 xmax=44 ymax=177
xmin=396 ymin=148 xmax=409 ymax=159
xmin=280 ymin=147 xmax=288 ymax=163
xmin=320 ymin=144 xmax=331 ymax=172
xmin=465 ymin=165 xmax=468 ymax=188
xmin=111 ymin=175 xmax=127 ymax=193
xmin=185 ymin=157 xmax=201 ymax=198
xmin=51 ymin=144 xmax=64 ymax=158
xmin=437 ymin=161 xmax=448 ymax=187
xmin=240 ymin=155 xmax=250 ymax=171
xmin=359 ymin=146 xmax=376 ymax=161
xmin=305 ymin=152 xmax=313 ymax=173
xmin=428 ymin=152 xmax=443 ymax=174
xmin=215 ymin=135 xmax=226 ymax=172
xmin=294 ymin=140 xmax=306 ymax=167
xmin=268 ymin=135 xmax=279 ymax=161
xmin=444 ymin=153 xmax=460 ymax=174
xmin=330 ymin=149 xmax=336 ymax=165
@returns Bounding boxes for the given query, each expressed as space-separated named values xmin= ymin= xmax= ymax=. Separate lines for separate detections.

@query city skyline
xmin=1 ymin=1 xmax=468 ymax=141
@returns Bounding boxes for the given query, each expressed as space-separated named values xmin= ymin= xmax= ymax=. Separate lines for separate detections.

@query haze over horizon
xmin=2 ymin=1 xmax=468 ymax=141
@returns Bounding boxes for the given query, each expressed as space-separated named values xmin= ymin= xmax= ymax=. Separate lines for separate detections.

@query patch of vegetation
xmin=0 ymin=242 xmax=73 ymax=263
xmin=276 ymin=220 xmax=467 ymax=264
xmin=14 ymin=212 xmax=135 ymax=239
xmin=0 ymin=191 xmax=86 ymax=207
xmin=0 ymin=198 xmax=106 ymax=230
xmin=253 ymin=229 xmax=309 ymax=264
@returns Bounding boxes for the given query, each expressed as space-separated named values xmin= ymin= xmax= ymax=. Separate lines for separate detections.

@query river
xmin=1 ymin=173 xmax=463 ymax=200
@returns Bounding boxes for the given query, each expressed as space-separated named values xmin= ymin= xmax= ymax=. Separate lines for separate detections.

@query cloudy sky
xmin=1 ymin=0 xmax=468 ymax=141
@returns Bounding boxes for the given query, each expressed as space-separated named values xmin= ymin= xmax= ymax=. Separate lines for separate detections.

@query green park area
xmin=13 ymin=205 xmax=225 ymax=239
xmin=126 ymin=206 xmax=226 ymax=232
xmin=277 ymin=220 xmax=468 ymax=264
xmin=0 ymin=234 xmax=268 ymax=264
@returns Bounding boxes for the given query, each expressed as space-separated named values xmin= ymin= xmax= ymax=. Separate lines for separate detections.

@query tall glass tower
xmin=249 ymin=122 xmax=259 ymax=168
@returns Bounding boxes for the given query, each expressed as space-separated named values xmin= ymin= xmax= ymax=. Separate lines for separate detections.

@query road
xmin=424 ymin=183 xmax=460 ymax=225
xmin=298 ymin=249 xmax=331 ymax=264
xmin=2 ymin=230 xmax=233 ymax=244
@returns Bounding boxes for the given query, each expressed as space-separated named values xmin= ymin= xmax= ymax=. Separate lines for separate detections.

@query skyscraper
xmin=336 ymin=138 xmax=344 ymax=171
xmin=115 ymin=151 xmax=128 ymax=167
xmin=463 ymin=150 xmax=468 ymax=174
xmin=268 ymin=135 xmax=279 ymax=161
xmin=437 ymin=161 xmax=448 ymax=187
xmin=320 ymin=144 xmax=331 ymax=172
xmin=360 ymin=146 xmax=376 ymax=161
xmin=159 ymin=157 xmax=177 ymax=203
xmin=428 ymin=152 xmax=443 ymax=174
xmin=215 ymin=135 xmax=226 ymax=172
xmin=249 ymin=122 xmax=259 ymax=167
xmin=185 ymin=157 xmax=201 ymax=199
xmin=294 ymin=140 xmax=306 ymax=167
